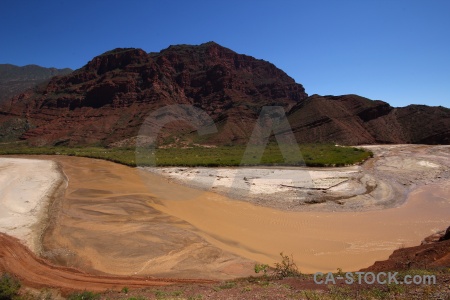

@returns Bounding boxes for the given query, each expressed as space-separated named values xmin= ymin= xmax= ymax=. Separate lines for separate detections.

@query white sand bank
xmin=0 ymin=157 xmax=64 ymax=252
xmin=151 ymin=167 xmax=359 ymax=194
xmin=144 ymin=145 xmax=450 ymax=211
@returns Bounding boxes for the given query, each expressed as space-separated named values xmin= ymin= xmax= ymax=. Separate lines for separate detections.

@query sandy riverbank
xmin=144 ymin=144 xmax=450 ymax=212
xmin=0 ymin=157 xmax=65 ymax=253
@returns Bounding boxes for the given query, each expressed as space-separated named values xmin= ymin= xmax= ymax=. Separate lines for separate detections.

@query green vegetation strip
xmin=0 ymin=143 xmax=372 ymax=167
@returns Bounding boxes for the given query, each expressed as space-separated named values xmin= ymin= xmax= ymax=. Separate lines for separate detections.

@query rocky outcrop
xmin=0 ymin=42 xmax=448 ymax=146
xmin=440 ymin=226 xmax=450 ymax=242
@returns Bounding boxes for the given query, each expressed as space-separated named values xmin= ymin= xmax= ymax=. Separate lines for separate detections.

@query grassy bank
xmin=0 ymin=143 xmax=372 ymax=167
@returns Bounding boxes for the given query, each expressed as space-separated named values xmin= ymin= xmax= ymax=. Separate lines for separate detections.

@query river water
xmin=19 ymin=156 xmax=450 ymax=276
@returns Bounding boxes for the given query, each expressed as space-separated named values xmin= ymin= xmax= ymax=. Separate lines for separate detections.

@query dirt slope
xmin=362 ymin=227 xmax=450 ymax=272
xmin=0 ymin=233 xmax=215 ymax=295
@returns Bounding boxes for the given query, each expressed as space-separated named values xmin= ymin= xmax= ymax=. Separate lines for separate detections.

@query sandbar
xmin=0 ymin=157 xmax=64 ymax=253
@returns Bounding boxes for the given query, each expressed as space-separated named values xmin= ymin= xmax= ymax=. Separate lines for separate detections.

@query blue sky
xmin=1 ymin=0 xmax=449 ymax=107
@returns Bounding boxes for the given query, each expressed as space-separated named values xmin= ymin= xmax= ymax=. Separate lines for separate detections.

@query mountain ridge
xmin=0 ymin=42 xmax=448 ymax=146
xmin=0 ymin=64 xmax=72 ymax=104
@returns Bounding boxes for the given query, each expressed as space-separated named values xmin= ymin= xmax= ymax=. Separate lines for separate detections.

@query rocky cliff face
xmin=0 ymin=42 xmax=307 ymax=145
xmin=0 ymin=42 xmax=448 ymax=146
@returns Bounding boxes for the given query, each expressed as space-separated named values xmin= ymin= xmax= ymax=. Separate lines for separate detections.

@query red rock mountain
xmin=0 ymin=42 xmax=448 ymax=146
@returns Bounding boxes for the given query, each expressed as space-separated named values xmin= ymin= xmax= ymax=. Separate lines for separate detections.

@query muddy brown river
xmin=13 ymin=152 xmax=450 ymax=278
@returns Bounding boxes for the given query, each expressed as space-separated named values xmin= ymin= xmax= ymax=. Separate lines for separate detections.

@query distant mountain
xmin=0 ymin=64 xmax=72 ymax=103
xmin=0 ymin=42 xmax=448 ymax=146
xmin=287 ymin=94 xmax=450 ymax=144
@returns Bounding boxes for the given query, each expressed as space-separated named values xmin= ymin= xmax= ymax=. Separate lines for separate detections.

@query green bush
xmin=254 ymin=263 xmax=269 ymax=275
xmin=274 ymin=252 xmax=301 ymax=279
xmin=0 ymin=274 xmax=21 ymax=300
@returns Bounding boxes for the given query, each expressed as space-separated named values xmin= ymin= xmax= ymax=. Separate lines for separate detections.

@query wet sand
xmin=38 ymin=156 xmax=254 ymax=280
xmin=0 ymin=232 xmax=216 ymax=294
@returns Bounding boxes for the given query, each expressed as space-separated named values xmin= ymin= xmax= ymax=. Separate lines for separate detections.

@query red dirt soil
xmin=0 ymin=233 xmax=216 ymax=295
xmin=362 ymin=238 xmax=450 ymax=272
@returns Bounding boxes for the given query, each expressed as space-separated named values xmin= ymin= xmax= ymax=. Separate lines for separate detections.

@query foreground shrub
xmin=254 ymin=263 xmax=269 ymax=275
xmin=254 ymin=252 xmax=302 ymax=279
xmin=274 ymin=252 xmax=301 ymax=278
xmin=0 ymin=274 xmax=21 ymax=300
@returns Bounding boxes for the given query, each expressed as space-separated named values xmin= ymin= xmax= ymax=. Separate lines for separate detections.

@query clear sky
xmin=1 ymin=0 xmax=449 ymax=108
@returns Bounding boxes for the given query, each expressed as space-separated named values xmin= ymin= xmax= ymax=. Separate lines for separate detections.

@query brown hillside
xmin=287 ymin=95 xmax=450 ymax=145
